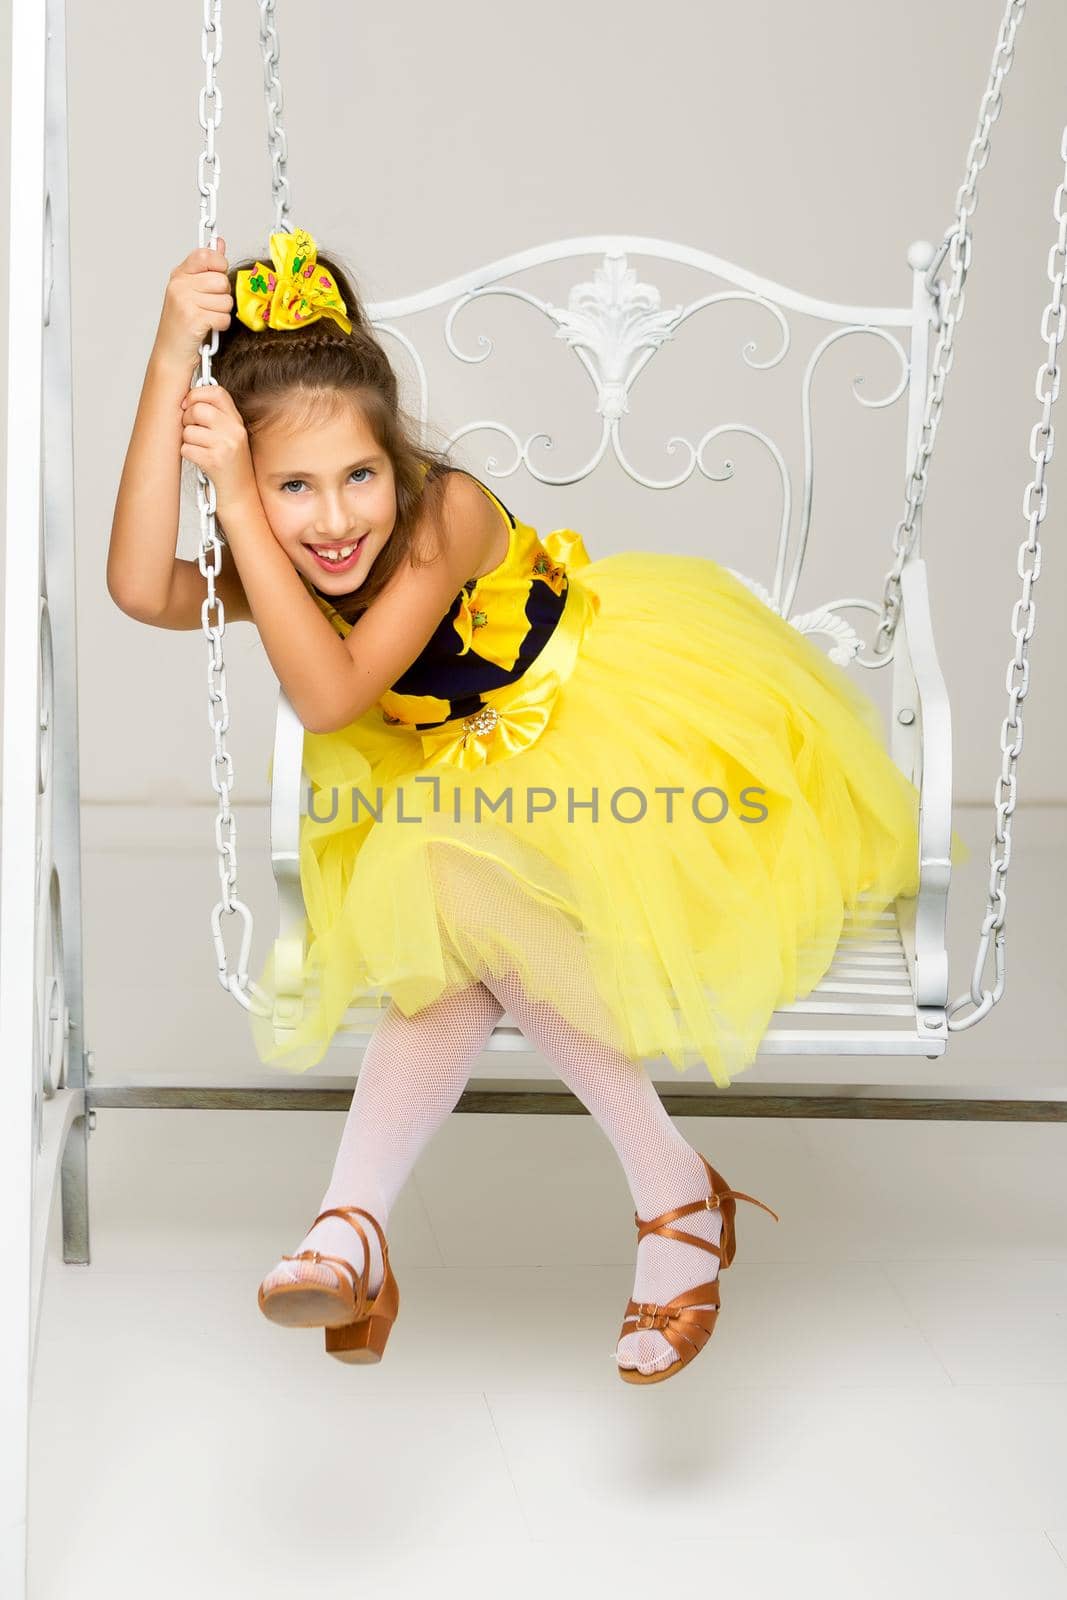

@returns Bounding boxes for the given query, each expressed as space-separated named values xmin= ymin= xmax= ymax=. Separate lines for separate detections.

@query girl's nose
xmin=315 ymin=501 xmax=354 ymax=539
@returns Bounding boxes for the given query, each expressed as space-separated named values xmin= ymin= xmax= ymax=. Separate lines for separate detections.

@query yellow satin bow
xmin=535 ymin=528 xmax=593 ymax=579
xmin=417 ymin=687 xmax=558 ymax=772
xmin=235 ymin=226 xmax=352 ymax=335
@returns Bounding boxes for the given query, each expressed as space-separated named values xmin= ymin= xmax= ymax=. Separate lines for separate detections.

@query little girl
xmin=110 ymin=225 xmax=934 ymax=1384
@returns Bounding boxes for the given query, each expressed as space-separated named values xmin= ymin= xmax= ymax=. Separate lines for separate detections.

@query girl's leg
xmin=260 ymin=979 xmax=505 ymax=1301
xmin=427 ymin=846 xmax=725 ymax=1378
xmin=477 ymin=966 xmax=723 ymax=1378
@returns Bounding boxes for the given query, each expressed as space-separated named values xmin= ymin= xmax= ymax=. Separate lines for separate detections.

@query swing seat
xmin=266 ymin=241 xmax=954 ymax=1073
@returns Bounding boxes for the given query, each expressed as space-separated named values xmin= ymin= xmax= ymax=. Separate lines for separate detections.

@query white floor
xmin=29 ymin=1110 xmax=1067 ymax=1599
xmin=26 ymin=802 xmax=1067 ymax=1599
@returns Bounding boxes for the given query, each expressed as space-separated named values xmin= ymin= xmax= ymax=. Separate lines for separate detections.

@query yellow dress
xmin=250 ymin=468 xmax=959 ymax=1087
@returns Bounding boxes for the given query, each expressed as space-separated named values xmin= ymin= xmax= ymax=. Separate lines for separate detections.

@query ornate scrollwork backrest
xmin=364 ymin=237 xmax=927 ymax=670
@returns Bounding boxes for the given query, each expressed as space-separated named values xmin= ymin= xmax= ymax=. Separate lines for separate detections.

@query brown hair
xmin=209 ymin=242 xmax=454 ymax=624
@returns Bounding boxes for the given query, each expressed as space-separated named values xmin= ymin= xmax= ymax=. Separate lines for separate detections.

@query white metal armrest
xmin=268 ymin=687 xmax=309 ymax=1026
xmin=896 ymin=555 xmax=952 ymax=1011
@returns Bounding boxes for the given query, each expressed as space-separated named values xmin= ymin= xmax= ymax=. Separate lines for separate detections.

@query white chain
xmin=193 ymin=0 xmax=271 ymax=1017
xmin=872 ymin=0 xmax=1028 ymax=658
xmin=944 ymin=120 xmax=1064 ymax=1030
xmin=868 ymin=0 xmax=1062 ymax=1033
xmin=257 ymin=0 xmax=291 ymax=235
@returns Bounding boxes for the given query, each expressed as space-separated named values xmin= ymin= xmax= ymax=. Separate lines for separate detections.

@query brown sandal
xmin=257 ymin=1205 xmax=400 ymax=1364
xmin=617 ymin=1155 xmax=779 ymax=1386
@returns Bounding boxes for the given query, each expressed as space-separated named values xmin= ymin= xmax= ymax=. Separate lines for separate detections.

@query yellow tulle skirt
xmin=250 ymin=552 xmax=963 ymax=1086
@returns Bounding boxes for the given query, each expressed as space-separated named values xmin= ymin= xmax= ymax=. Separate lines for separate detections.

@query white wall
xmin=5 ymin=0 xmax=1067 ymax=807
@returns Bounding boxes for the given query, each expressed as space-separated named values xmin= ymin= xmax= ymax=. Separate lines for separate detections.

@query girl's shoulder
xmin=403 ymin=463 xmax=516 ymax=591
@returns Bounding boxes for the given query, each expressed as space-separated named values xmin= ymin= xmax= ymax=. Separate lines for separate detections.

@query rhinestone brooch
xmin=461 ymin=706 xmax=500 ymax=741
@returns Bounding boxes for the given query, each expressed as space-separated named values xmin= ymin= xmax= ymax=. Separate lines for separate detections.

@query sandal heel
xmin=324 ymin=1254 xmax=400 ymax=1364
xmin=325 ymin=1309 xmax=393 ymax=1363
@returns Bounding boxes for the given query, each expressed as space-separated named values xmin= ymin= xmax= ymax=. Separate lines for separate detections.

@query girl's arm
xmin=107 ymin=241 xmax=249 ymax=626
xmin=221 ymin=469 xmax=497 ymax=734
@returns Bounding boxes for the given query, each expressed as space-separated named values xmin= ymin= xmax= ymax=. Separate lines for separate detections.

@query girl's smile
xmin=306 ymin=535 xmax=368 ymax=574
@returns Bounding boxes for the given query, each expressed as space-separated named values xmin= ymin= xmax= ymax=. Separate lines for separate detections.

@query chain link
xmin=872 ymin=0 xmax=1028 ymax=658
xmin=944 ymin=120 xmax=1064 ymax=1030
xmin=257 ymin=0 xmax=291 ymax=235
xmin=193 ymin=0 xmax=271 ymax=1017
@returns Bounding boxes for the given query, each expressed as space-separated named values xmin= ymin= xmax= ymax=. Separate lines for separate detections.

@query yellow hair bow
xmin=235 ymin=226 xmax=352 ymax=335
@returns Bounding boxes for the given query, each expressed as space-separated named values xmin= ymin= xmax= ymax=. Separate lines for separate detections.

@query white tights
xmin=260 ymin=972 xmax=723 ymax=1377
xmin=260 ymin=982 xmax=503 ymax=1308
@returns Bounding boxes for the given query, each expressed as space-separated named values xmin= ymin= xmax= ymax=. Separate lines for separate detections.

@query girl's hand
xmin=180 ymin=382 xmax=257 ymax=513
xmin=155 ymin=238 xmax=232 ymax=367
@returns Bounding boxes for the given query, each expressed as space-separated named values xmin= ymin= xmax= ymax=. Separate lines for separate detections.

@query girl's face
xmin=250 ymin=395 xmax=397 ymax=592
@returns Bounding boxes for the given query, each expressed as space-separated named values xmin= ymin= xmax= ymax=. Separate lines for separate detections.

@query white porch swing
xmin=2 ymin=2 xmax=1063 ymax=1588
xmin=181 ymin=0 xmax=1060 ymax=1082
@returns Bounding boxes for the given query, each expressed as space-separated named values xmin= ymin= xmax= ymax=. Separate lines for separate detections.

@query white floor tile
xmin=484 ymin=1382 xmax=1067 ymax=1540
xmin=30 ymin=1346 xmax=526 ymax=1598
xmin=29 ymin=1532 xmax=1067 ymax=1600
xmin=881 ymin=1256 xmax=1067 ymax=1383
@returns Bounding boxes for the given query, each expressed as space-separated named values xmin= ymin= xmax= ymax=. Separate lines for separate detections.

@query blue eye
xmin=280 ymin=468 xmax=373 ymax=494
